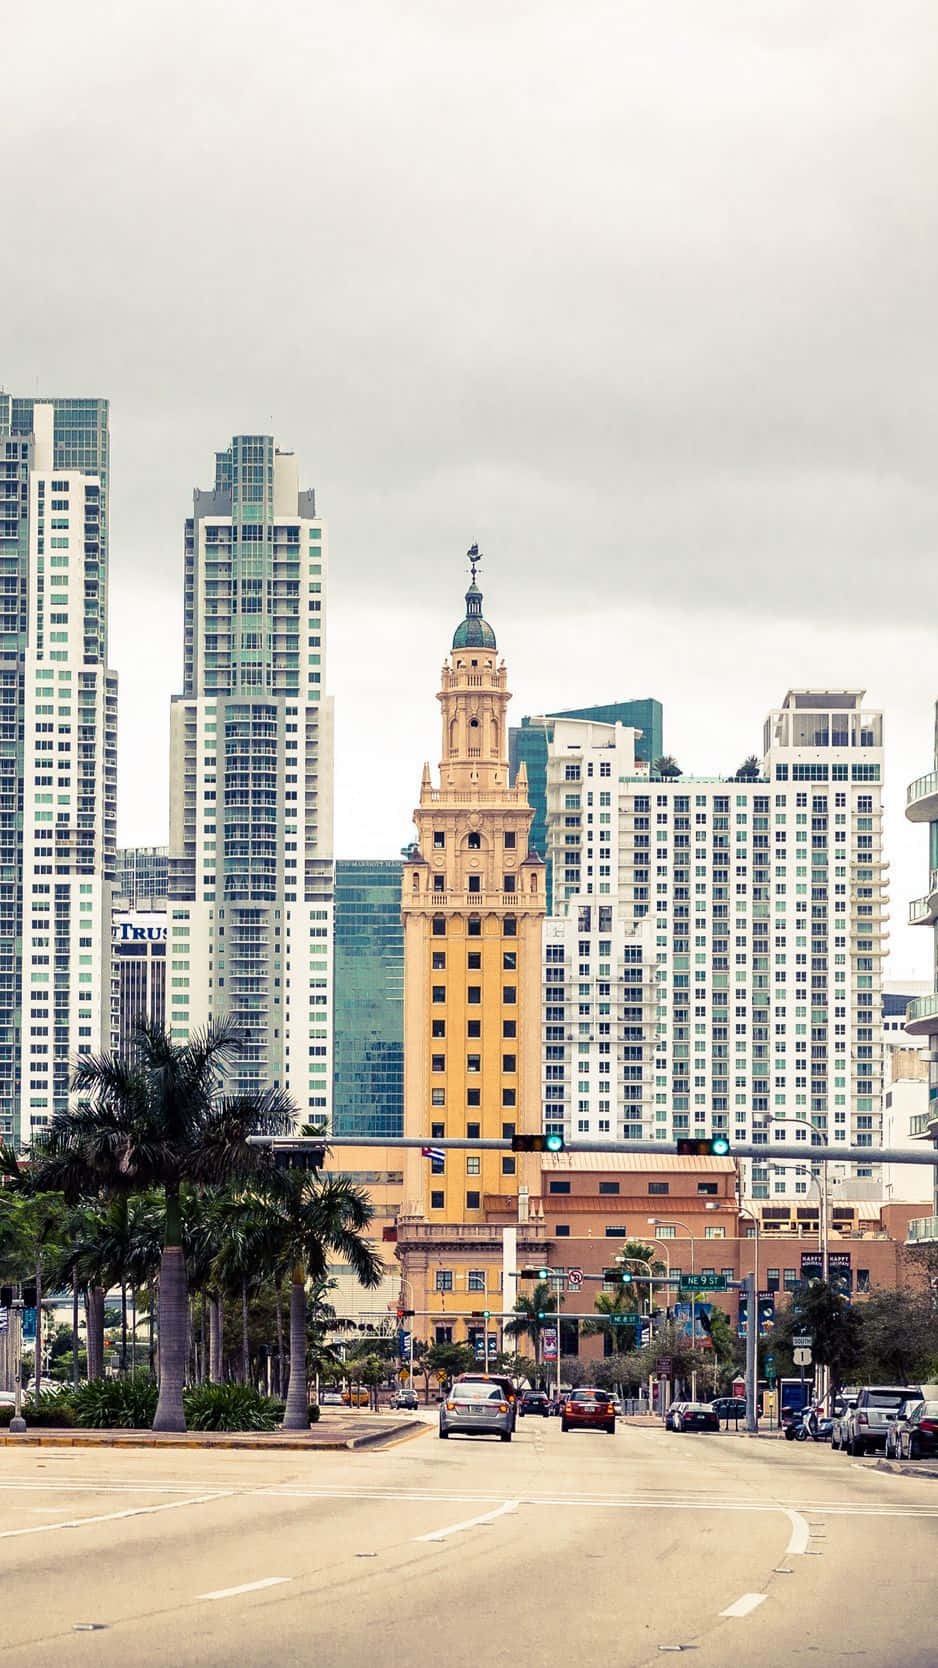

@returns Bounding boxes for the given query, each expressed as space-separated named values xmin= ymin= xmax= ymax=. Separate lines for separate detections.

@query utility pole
xmin=744 ymin=1272 xmax=758 ymax=1434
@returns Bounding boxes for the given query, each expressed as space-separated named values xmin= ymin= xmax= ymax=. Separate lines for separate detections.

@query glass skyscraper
xmin=509 ymin=699 xmax=663 ymax=910
xmin=115 ymin=845 xmax=168 ymax=907
xmin=333 ymin=859 xmax=403 ymax=1137
xmin=167 ymin=436 xmax=334 ymax=1117
xmin=0 ymin=395 xmax=116 ymax=1144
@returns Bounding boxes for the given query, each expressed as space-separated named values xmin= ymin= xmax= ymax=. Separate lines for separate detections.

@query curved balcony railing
xmin=905 ymin=992 xmax=938 ymax=1036
xmin=906 ymin=771 xmax=938 ymax=823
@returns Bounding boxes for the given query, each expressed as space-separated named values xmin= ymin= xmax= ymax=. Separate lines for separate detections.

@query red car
xmin=561 ymin=1388 xmax=616 ymax=1435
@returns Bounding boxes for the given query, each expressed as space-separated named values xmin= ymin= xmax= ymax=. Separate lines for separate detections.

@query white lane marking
xmin=415 ymin=1498 xmax=519 ymax=1542
xmin=0 ymin=1491 xmax=234 ymax=1541
xmin=198 ymin=1577 xmax=290 ymax=1602
xmin=720 ymin=1592 xmax=767 ymax=1619
xmin=783 ymin=1509 xmax=810 ymax=1555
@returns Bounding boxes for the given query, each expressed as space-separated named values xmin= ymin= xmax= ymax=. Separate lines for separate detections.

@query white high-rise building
xmin=540 ymin=691 xmax=888 ymax=1199
xmin=0 ymin=395 xmax=116 ymax=1144
xmin=167 ymin=436 xmax=334 ymax=1119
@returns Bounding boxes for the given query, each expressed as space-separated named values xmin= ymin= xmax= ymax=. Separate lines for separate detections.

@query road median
xmin=0 ymin=1416 xmax=428 ymax=1453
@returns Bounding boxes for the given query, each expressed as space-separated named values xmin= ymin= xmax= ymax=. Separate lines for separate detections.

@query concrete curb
xmin=0 ymin=1419 xmax=427 ymax=1453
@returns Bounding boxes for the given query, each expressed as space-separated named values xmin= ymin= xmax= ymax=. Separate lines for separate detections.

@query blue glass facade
xmin=333 ymin=859 xmax=404 ymax=1137
xmin=509 ymin=699 xmax=663 ymax=910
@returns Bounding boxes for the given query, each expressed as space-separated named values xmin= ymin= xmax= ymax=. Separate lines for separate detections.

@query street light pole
xmin=9 ymin=1293 xmax=25 ymax=1434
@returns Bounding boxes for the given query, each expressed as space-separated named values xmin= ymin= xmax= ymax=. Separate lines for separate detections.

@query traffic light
xmin=520 ymin=1266 xmax=551 ymax=1279
xmin=272 ymin=1142 xmax=327 ymax=1171
xmin=512 ymin=1133 xmax=565 ymax=1152
xmin=676 ymin=1136 xmax=730 ymax=1157
xmin=603 ymin=1268 xmax=633 ymax=1283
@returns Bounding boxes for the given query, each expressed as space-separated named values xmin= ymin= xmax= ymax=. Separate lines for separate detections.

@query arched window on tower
xmin=467 ymin=832 xmax=481 ymax=850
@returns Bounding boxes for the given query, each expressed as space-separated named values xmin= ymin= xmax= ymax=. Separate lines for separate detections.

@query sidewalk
xmin=0 ymin=1413 xmax=427 ymax=1453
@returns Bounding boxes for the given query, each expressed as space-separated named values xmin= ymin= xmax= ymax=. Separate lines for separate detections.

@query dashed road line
xmin=720 ymin=1592 xmax=767 ymax=1619
xmin=0 ymin=1491 xmax=234 ymax=1541
xmin=415 ymin=1499 xmax=519 ymax=1542
xmin=198 ymin=1577 xmax=290 ymax=1602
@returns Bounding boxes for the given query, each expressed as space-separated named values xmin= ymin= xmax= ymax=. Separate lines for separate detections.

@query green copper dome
xmin=452 ymin=580 xmax=497 ymax=651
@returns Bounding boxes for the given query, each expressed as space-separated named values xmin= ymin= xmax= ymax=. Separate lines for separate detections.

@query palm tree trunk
xmin=120 ymin=1283 xmax=128 ymax=1374
xmin=131 ymin=1286 xmax=137 ymax=1375
xmin=241 ymin=1277 xmax=250 ymax=1385
xmin=199 ymin=1293 xmax=206 ymax=1384
xmin=275 ymin=1283 xmax=284 ymax=1397
xmin=34 ymin=1255 xmax=42 ymax=1407
xmin=71 ymin=1267 xmax=80 ymax=1390
xmin=209 ymin=1293 xmax=222 ymax=1383
xmin=147 ymin=1287 xmax=155 ymax=1377
xmin=90 ymin=1286 xmax=105 ymax=1380
xmin=153 ymin=1187 xmax=188 ymax=1432
xmin=282 ymin=1265 xmax=308 ymax=1431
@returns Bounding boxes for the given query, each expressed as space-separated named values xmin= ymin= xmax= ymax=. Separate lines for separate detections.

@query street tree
xmin=504 ymin=1281 xmax=563 ymax=1360
xmin=30 ymin=1019 xmax=295 ymax=1431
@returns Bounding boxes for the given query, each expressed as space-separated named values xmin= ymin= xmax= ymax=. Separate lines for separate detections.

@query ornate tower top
xmin=452 ymin=544 xmax=497 ymax=651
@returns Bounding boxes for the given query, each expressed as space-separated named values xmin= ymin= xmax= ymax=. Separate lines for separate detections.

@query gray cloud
xmin=5 ymin=0 xmax=937 ymax=951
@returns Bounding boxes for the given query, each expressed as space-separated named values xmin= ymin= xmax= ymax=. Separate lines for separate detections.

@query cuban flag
xmin=421 ymin=1145 xmax=447 ymax=1163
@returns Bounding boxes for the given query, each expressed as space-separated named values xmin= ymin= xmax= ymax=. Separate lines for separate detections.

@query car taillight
xmin=858 ymin=1413 xmax=868 ymax=1425
xmin=446 ymin=1401 xmax=455 ymax=1410
xmin=498 ymin=1403 xmax=508 ymax=1413
xmin=920 ymin=1420 xmax=938 ymax=1433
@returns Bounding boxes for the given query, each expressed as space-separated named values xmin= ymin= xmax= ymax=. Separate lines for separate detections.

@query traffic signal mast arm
xmin=248 ymin=1135 xmax=938 ymax=1168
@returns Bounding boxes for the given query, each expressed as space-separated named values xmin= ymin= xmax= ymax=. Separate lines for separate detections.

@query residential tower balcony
xmin=906 ymin=1216 xmax=938 ymax=1245
xmin=908 ymin=868 xmax=938 ymax=926
xmin=905 ymin=992 xmax=938 ymax=1037
xmin=906 ymin=770 xmax=938 ymax=824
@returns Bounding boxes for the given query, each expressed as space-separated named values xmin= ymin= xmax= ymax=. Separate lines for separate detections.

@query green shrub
xmin=183 ymin=1383 xmax=284 ymax=1432
xmin=71 ymin=1374 xmax=158 ymax=1429
xmin=0 ymin=1390 xmax=76 ymax=1429
xmin=309 ymin=1403 xmax=321 ymax=1424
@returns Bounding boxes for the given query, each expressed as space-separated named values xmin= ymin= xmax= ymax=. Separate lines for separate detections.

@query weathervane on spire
xmin=467 ymin=543 xmax=482 ymax=585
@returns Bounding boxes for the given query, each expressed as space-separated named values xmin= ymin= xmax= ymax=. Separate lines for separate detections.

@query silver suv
xmin=841 ymin=1386 xmax=922 ymax=1457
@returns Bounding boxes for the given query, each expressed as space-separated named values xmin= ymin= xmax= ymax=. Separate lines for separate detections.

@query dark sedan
xmin=897 ymin=1400 xmax=938 ymax=1460
xmin=676 ymin=1402 xmax=720 ymax=1432
xmin=711 ymin=1397 xmax=746 ymax=1422
xmin=519 ymin=1391 xmax=550 ymax=1417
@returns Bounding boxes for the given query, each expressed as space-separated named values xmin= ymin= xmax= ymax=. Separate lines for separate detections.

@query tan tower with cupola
xmin=402 ymin=552 xmax=545 ymax=1222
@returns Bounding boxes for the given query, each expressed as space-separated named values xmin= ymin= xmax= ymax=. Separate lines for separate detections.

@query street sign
xmin=0 ymin=1306 xmax=7 ymax=1335
xmin=679 ymin=1273 xmax=727 ymax=1292
xmin=436 ymin=1369 xmax=447 ymax=1383
xmin=793 ymin=1346 xmax=813 ymax=1367
xmin=567 ymin=1268 xmax=583 ymax=1292
xmin=541 ymin=1327 xmax=558 ymax=1362
xmin=657 ymin=1358 xmax=672 ymax=1375
xmin=793 ymin=1335 xmax=813 ymax=1349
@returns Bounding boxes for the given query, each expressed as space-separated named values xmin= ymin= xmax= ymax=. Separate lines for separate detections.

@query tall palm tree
xmin=504 ymin=1281 xmax=562 ymax=1363
xmin=250 ymin=1168 xmax=384 ymax=1430
xmin=30 ymin=1020 xmax=295 ymax=1431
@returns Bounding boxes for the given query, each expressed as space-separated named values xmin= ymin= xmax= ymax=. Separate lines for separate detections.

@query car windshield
xmin=453 ymin=1383 xmax=503 ymax=1402
xmin=867 ymin=1392 xmax=913 ymax=1408
xmin=572 ymin=1391 xmax=609 ymax=1403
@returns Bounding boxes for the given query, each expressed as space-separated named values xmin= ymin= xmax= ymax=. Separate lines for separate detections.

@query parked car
xmin=885 ymin=1394 xmax=923 ymax=1458
xmin=675 ymin=1402 xmax=720 ymax=1433
xmin=439 ymin=1379 xmax=513 ymax=1441
xmin=320 ymin=1390 xmax=344 ymax=1407
xmin=342 ymin=1389 xmax=370 ymax=1407
xmin=841 ymin=1386 xmax=923 ymax=1456
xmin=519 ymin=1390 xmax=550 ymax=1417
xmin=389 ymin=1388 xmax=419 ymax=1411
xmin=711 ymin=1397 xmax=746 ymax=1422
xmin=897 ymin=1400 xmax=938 ymax=1460
xmin=561 ymin=1387 xmax=616 ymax=1435
xmin=453 ymin=1373 xmax=519 ymax=1429
xmin=664 ymin=1401 xmax=686 ymax=1431
xmin=829 ymin=1392 xmax=858 ymax=1451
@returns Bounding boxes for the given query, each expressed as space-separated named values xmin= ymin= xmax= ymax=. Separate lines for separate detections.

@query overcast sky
xmin=5 ymin=0 xmax=937 ymax=975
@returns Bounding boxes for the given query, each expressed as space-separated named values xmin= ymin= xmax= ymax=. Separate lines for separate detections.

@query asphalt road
xmin=0 ymin=1415 xmax=936 ymax=1667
